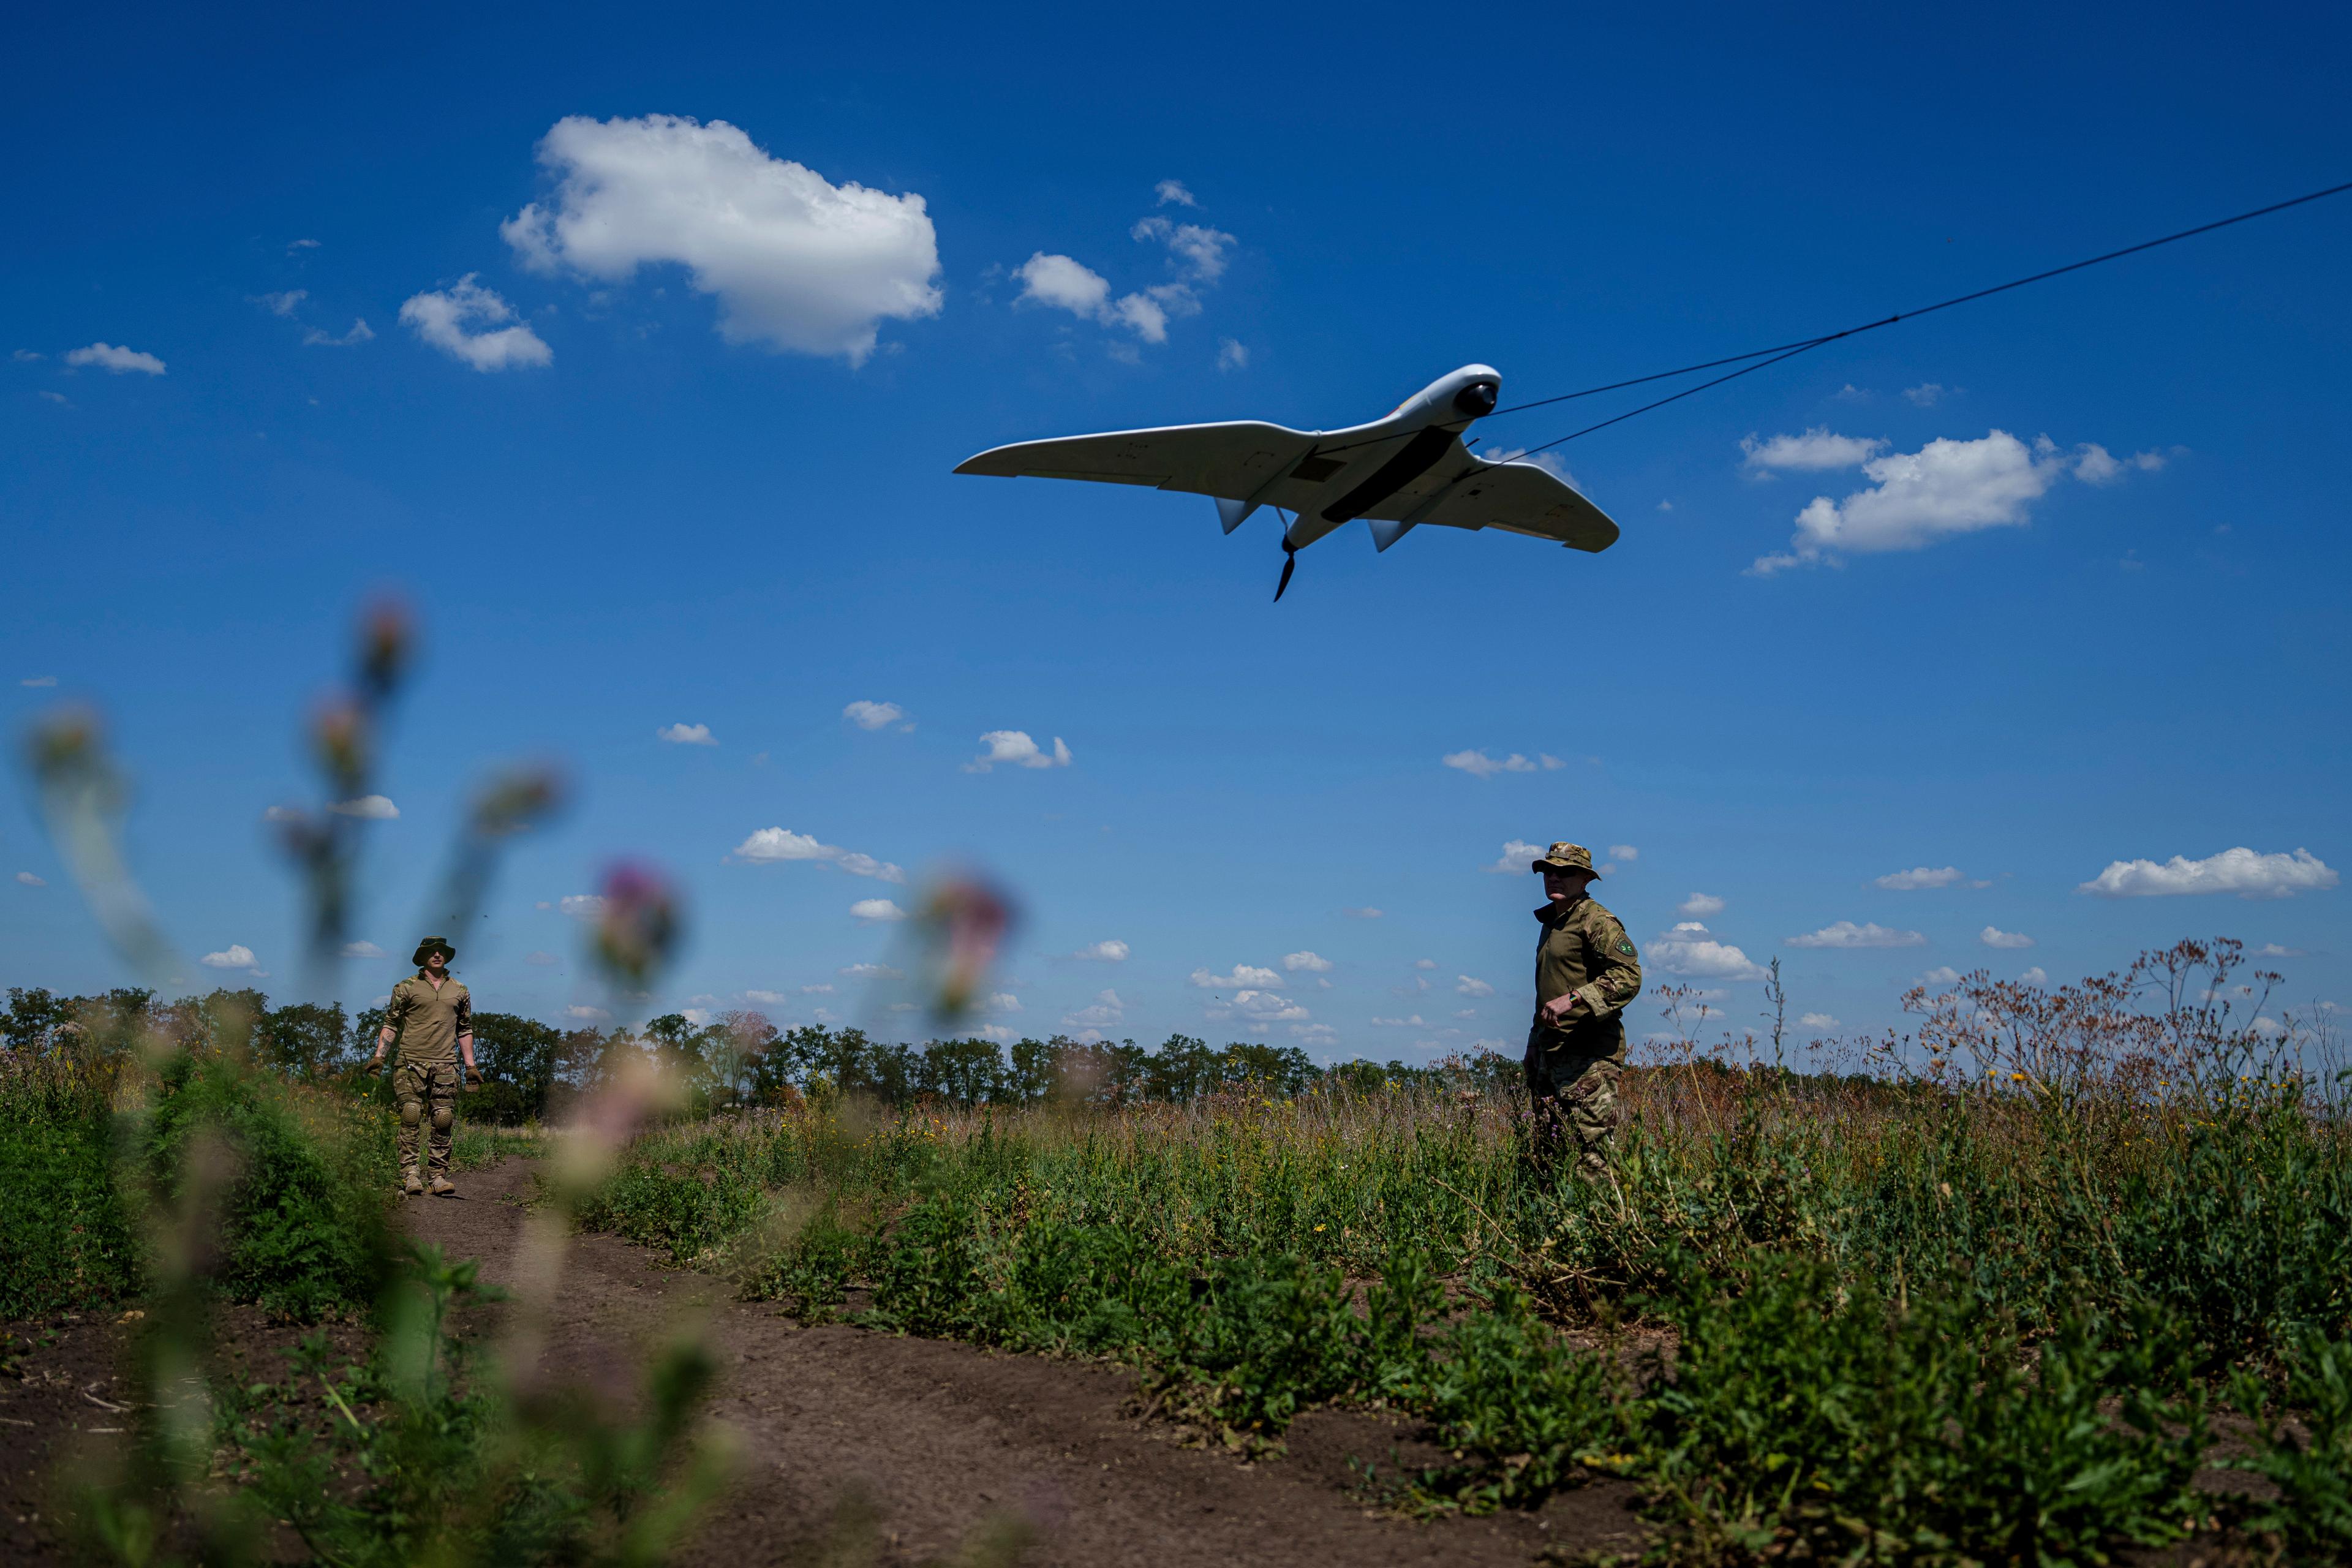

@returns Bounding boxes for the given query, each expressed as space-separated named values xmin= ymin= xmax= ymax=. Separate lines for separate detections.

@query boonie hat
xmin=411 ymin=935 xmax=458 ymax=967
xmin=1529 ymin=842 xmax=1598 ymax=876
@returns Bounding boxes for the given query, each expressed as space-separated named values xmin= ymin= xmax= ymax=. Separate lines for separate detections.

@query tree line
xmin=2 ymin=985 xmax=1511 ymax=1123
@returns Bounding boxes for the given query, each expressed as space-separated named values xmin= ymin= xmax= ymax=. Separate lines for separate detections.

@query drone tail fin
xmin=1368 ymin=517 xmax=1417 ymax=553
xmin=1215 ymin=497 xmax=1256 ymax=535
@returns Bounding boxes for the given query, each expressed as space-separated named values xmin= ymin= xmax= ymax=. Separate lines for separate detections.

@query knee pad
xmin=399 ymin=1101 xmax=421 ymax=1127
xmin=431 ymin=1106 xmax=453 ymax=1133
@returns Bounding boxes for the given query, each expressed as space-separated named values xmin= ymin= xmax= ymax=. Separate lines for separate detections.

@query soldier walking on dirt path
xmin=372 ymin=935 xmax=482 ymax=1197
xmin=1524 ymin=843 xmax=1642 ymax=1178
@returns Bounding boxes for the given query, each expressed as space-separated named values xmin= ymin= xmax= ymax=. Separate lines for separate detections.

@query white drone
xmin=954 ymin=364 xmax=1621 ymax=600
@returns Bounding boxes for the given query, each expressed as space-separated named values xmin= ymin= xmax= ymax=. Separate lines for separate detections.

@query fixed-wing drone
xmin=953 ymin=365 xmax=1620 ymax=600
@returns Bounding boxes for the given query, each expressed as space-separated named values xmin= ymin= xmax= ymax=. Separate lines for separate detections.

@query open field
xmin=4 ymin=941 xmax=2350 ymax=1563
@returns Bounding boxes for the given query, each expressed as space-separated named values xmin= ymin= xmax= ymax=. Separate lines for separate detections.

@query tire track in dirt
xmin=410 ymin=1158 xmax=1645 ymax=1566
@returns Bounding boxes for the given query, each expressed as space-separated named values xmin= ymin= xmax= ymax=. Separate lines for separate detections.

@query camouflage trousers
xmin=1524 ymin=1028 xmax=1623 ymax=1177
xmin=396 ymin=1060 xmax=460 ymax=1179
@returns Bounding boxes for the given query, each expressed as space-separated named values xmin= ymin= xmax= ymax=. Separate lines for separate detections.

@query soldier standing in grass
xmin=1525 ymin=842 xmax=1643 ymax=1178
xmin=372 ymin=935 xmax=482 ymax=1197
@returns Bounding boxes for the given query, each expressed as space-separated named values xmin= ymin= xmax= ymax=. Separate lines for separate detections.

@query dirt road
xmin=409 ymin=1158 xmax=1645 ymax=1566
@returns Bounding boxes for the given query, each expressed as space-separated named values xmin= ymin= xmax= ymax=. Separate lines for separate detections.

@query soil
xmin=0 ymin=1156 xmax=1649 ymax=1565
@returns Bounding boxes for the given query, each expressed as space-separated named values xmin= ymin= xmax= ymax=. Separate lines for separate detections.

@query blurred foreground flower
xmin=590 ymin=861 xmax=682 ymax=993
xmin=23 ymin=707 xmax=176 ymax=984
xmin=914 ymin=874 xmax=1016 ymax=1022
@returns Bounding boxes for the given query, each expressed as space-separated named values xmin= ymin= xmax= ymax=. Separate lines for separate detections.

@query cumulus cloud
xmin=502 ymin=115 xmax=941 ymax=363
xmin=1486 ymin=839 xmax=1545 ymax=873
xmin=966 ymin=731 xmax=1070 ymax=772
xmin=567 ymin=1005 xmax=611 ymax=1022
xmin=1192 ymin=964 xmax=1283 ymax=990
xmin=64 ymin=342 xmax=166 ymax=375
xmin=1012 ymin=253 xmax=1194 ymax=344
xmin=398 ymin=276 xmax=551 ymax=371
xmin=559 ymin=894 xmax=608 ymax=918
xmin=1876 ymin=865 xmax=1964 ymax=890
xmin=1902 ymin=383 xmax=1947 ymax=407
xmin=340 ymin=940 xmax=386 ymax=959
xmin=1787 ymin=921 xmax=1926 ymax=949
xmin=1980 ymin=925 xmax=2035 ymax=949
xmin=329 ymin=794 xmax=399 ymax=820
xmin=1678 ymin=892 xmax=1726 ymax=918
xmin=1799 ymin=1012 xmax=1841 ymax=1028
xmin=1920 ymin=966 xmax=1963 ymax=986
xmin=1129 ymin=216 xmax=1236 ymax=282
xmin=201 ymin=944 xmax=261 ymax=971
xmin=20 ymin=676 xmax=59 ymax=687
xmin=2253 ymin=944 xmax=2304 ymax=959
xmin=839 ymin=962 xmax=902 ymax=979
xmin=1283 ymin=951 xmax=1334 ymax=974
xmin=254 ymin=290 xmax=307 ymax=317
xmin=1649 ymin=922 xmax=1769 ymax=981
xmin=1608 ymin=845 xmax=1639 ymax=862
xmin=1154 ymin=179 xmax=1197 ymax=207
xmin=2071 ymin=444 xmax=2166 ymax=484
xmin=2079 ymin=847 xmax=2337 ymax=900
xmin=1444 ymin=748 xmax=1537 ymax=778
xmin=1063 ymin=989 xmax=1126 ymax=1028
xmin=1749 ymin=430 xmax=2151 ymax=575
xmin=850 ymin=897 xmax=905 ymax=922
xmin=729 ymin=827 xmax=904 ymax=882
xmin=843 ymin=699 xmax=907 ymax=731
xmin=657 ymin=722 xmax=715 ymax=745
xmin=17 ymin=871 xmax=48 ymax=886
xmin=1455 ymin=975 xmax=1496 ymax=997
xmin=303 ymin=320 xmax=375 ymax=347
xmin=1071 ymin=940 xmax=1130 ymax=962
xmin=1216 ymin=336 xmax=1248 ymax=371
xmin=2020 ymin=967 xmax=2049 ymax=986
xmin=1341 ymin=907 xmax=1382 ymax=919
xmin=1213 ymin=990 xmax=1309 ymax=1023
xmin=1741 ymin=428 xmax=1886 ymax=472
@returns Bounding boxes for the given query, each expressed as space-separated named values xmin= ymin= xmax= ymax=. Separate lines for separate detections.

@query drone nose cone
xmin=1453 ymin=380 xmax=1499 ymax=418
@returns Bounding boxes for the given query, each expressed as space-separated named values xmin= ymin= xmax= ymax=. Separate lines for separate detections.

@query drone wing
xmin=953 ymin=421 xmax=1334 ymax=513
xmin=1392 ymin=456 xmax=1621 ymax=552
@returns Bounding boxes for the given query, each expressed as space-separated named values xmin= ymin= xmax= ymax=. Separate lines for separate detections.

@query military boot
xmin=430 ymin=1175 xmax=458 ymax=1198
xmin=403 ymin=1172 xmax=424 ymax=1197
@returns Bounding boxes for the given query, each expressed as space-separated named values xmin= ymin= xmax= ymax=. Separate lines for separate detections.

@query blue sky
xmin=6 ymin=2 xmax=2347 ymax=1058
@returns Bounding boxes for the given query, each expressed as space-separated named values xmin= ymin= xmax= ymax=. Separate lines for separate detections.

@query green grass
xmin=0 ymin=1051 xmax=140 ymax=1317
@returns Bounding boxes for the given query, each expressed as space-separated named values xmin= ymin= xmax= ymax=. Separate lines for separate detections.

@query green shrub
xmin=0 ymin=1054 xmax=139 ymax=1316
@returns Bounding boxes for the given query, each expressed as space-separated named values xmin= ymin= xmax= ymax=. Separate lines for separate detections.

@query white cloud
xmin=1154 ymin=179 xmax=1197 ymax=207
xmin=1608 ymin=845 xmax=1638 ymax=862
xmin=1216 ymin=336 xmax=1248 ymax=371
xmin=843 ymin=699 xmax=907 ymax=731
xmin=730 ymin=827 xmax=903 ymax=882
xmin=1368 ymin=1014 xmax=1427 ymax=1027
xmin=974 ymin=1023 xmax=1017 ymax=1044
xmin=1130 ymin=217 xmax=1236 ymax=282
xmin=503 ymin=115 xmax=941 ymax=363
xmin=1071 ymin=939 xmax=1130 ymax=962
xmin=1341 ymin=907 xmax=1382 ymax=919
xmin=1212 ymin=990 xmax=1307 ymax=1023
xmin=303 ymin=320 xmax=375 ymax=348
xmin=1444 ymin=749 xmax=1537 ymax=778
xmin=559 ymin=894 xmax=608 ymax=918
xmin=2079 ymin=847 xmax=2337 ymax=900
xmin=1649 ymin=923 xmax=1768 ymax=981
xmin=20 ymin=676 xmax=59 ymax=687
xmin=254 ymin=290 xmax=307 ymax=317
xmin=657 ymin=722 xmax=716 ymax=745
xmin=38 ymin=391 xmax=68 ymax=406
xmin=1291 ymin=1022 xmax=1339 ymax=1047
xmin=1011 ymin=253 xmax=1193 ymax=345
xmin=967 ymin=730 xmax=1071 ymax=771
xmin=1741 ymin=427 xmax=1885 ymax=472
xmin=1486 ymin=839 xmax=1545 ymax=873
xmin=525 ymin=951 xmax=560 ymax=966
xmin=1787 ymin=920 xmax=1926 ymax=949
xmin=2071 ymin=444 xmax=2167 ymax=484
xmin=797 ymin=983 xmax=834 ymax=994
xmin=1678 ymin=892 xmax=1725 ymax=918
xmin=979 ymin=992 xmax=1021 ymax=1014
xmin=64 ymin=342 xmax=166 ymax=375
xmin=16 ymin=871 xmax=47 ymax=886
xmin=1282 ymin=951 xmax=1333 ymax=974
xmin=288 ymin=238 xmax=320 ymax=251
xmin=1876 ymin=865 xmax=1964 ymax=890
xmin=1749 ymin=430 xmax=2150 ymax=575
xmin=742 ymin=989 xmax=789 ymax=1004
xmin=839 ymin=962 xmax=902 ymax=979
xmin=329 ymin=794 xmax=399 ymax=820
xmin=2254 ymin=943 xmax=2304 ymax=959
xmin=1455 ymin=975 xmax=1495 ymax=997
xmin=1799 ymin=1012 xmax=1839 ymax=1028
xmin=2020 ymin=967 xmax=2049 ymax=986
xmin=850 ymin=897 xmax=906 ymax=922
xmin=567 ymin=1005 xmax=611 ymax=1022
xmin=1920 ymin=966 xmax=1963 ymax=986
xmin=1902 ymin=383 xmax=1947 ymax=407
xmin=1980 ymin=925 xmax=2035 ymax=949
xmin=340 ymin=940 xmax=386 ymax=959
xmin=201 ymin=944 xmax=260 ymax=971
xmin=1064 ymin=989 xmax=1126 ymax=1028
xmin=1191 ymin=964 xmax=1283 ymax=990
xmin=398 ymin=276 xmax=551 ymax=371
xmin=1414 ymin=958 xmax=1438 ymax=970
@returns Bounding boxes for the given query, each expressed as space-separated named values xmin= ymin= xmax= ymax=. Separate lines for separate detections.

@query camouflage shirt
xmin=1532 ymin=894 xmax=1642 ymax=1058
xmin=386 ymin=973 xmax=472 ymax=1066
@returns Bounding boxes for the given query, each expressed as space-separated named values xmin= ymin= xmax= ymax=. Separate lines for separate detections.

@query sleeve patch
xmin=1616 ymin=937 xmax=1637 ymax=957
